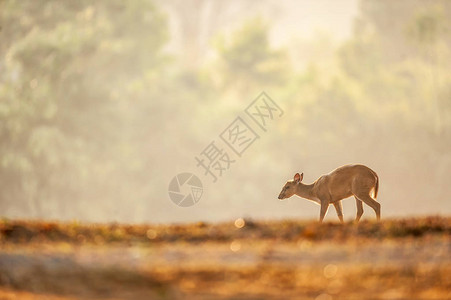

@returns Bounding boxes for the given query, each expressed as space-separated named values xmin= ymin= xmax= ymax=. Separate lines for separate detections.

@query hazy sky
xmin=160 ymin=0 xmax=359 ymax=64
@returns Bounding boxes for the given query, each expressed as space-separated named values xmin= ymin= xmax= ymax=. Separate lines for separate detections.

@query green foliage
xmin=0 ymin=0 xmax=168 ymax=218
xmin=215 ymin=17 xmax=290 ymax=92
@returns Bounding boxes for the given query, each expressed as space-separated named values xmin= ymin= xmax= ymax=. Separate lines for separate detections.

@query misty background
xmin=1 ymin=0 xmax=450 ymax=223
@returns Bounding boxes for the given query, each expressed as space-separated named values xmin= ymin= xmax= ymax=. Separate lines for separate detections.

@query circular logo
xmin=168 ymin=173 xmax=203 ymax=207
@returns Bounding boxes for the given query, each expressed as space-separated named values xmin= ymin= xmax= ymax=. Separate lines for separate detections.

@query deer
xmin=278 ymin=164 xmax=380 ymax=223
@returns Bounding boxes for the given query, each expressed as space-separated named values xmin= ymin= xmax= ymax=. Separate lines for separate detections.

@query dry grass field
xmin=0 ymin=217 xmax=450 ymax=300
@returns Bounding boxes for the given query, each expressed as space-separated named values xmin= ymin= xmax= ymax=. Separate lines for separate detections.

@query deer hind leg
xmin=319 ymin=201 xmax=329 ymax=223
xmin=354 ymin=197 xmax=364 ymax=222
xmin=333 ymin=201 xmax=344 ymax=223
xmin=355 ymin=193 xmax=380 ymax=221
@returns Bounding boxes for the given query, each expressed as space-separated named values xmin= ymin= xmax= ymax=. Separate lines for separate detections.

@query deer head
xmin=278 ymin=172 xmax=303 ymax=200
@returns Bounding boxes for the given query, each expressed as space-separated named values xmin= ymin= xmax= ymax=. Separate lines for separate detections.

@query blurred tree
xmin=215 ymin=17 xmax=290 ymax=96
xmin=341 ymin=0 xmax=451 ymax=141
xmin=0 ymin=0 xmax=168 ymax=218
xmin=406 ymin=5 xmax=450 ymax=139
xmin=156 ymin=0 xmax=273 ymax=68
xmin=331 ymin=0 xmax=451 ymax=211
xmin=358 ymin=0 xmax=451 ymax=62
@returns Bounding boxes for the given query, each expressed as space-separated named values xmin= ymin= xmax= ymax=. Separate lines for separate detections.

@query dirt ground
xmin=0 ymin=217 xmax=450 ymax=299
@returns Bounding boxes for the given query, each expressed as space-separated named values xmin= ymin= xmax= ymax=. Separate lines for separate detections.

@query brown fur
xmin=278 ymin=164 xmax=380 ymax=223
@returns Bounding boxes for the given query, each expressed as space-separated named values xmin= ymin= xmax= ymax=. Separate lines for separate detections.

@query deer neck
xmin=295 ymin=183 xmax=318 ymax=202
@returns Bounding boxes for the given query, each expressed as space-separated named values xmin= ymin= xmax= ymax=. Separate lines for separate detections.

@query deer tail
xmin=373 ymin=173 xmax=379 ymax=199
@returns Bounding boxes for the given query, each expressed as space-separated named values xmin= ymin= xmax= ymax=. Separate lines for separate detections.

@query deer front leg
xmin=319 ymin=200 xmax=329 ymax=223
xmin=333 ymin=201 xmax=344 ymax=223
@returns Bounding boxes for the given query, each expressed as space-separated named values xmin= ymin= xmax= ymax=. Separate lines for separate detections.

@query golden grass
xmin=0 ymin=217 xmax=449 ymax=299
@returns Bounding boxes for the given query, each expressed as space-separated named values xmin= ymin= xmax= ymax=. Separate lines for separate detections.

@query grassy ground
xmin=0 ymin=217 xmax=450 ymax=299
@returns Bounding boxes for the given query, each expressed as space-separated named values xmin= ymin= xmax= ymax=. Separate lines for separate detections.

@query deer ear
xmin=300 ymin=173 xmax=304 ymax=182
xmin=294 ymin=173 xmax=301 ymax=183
